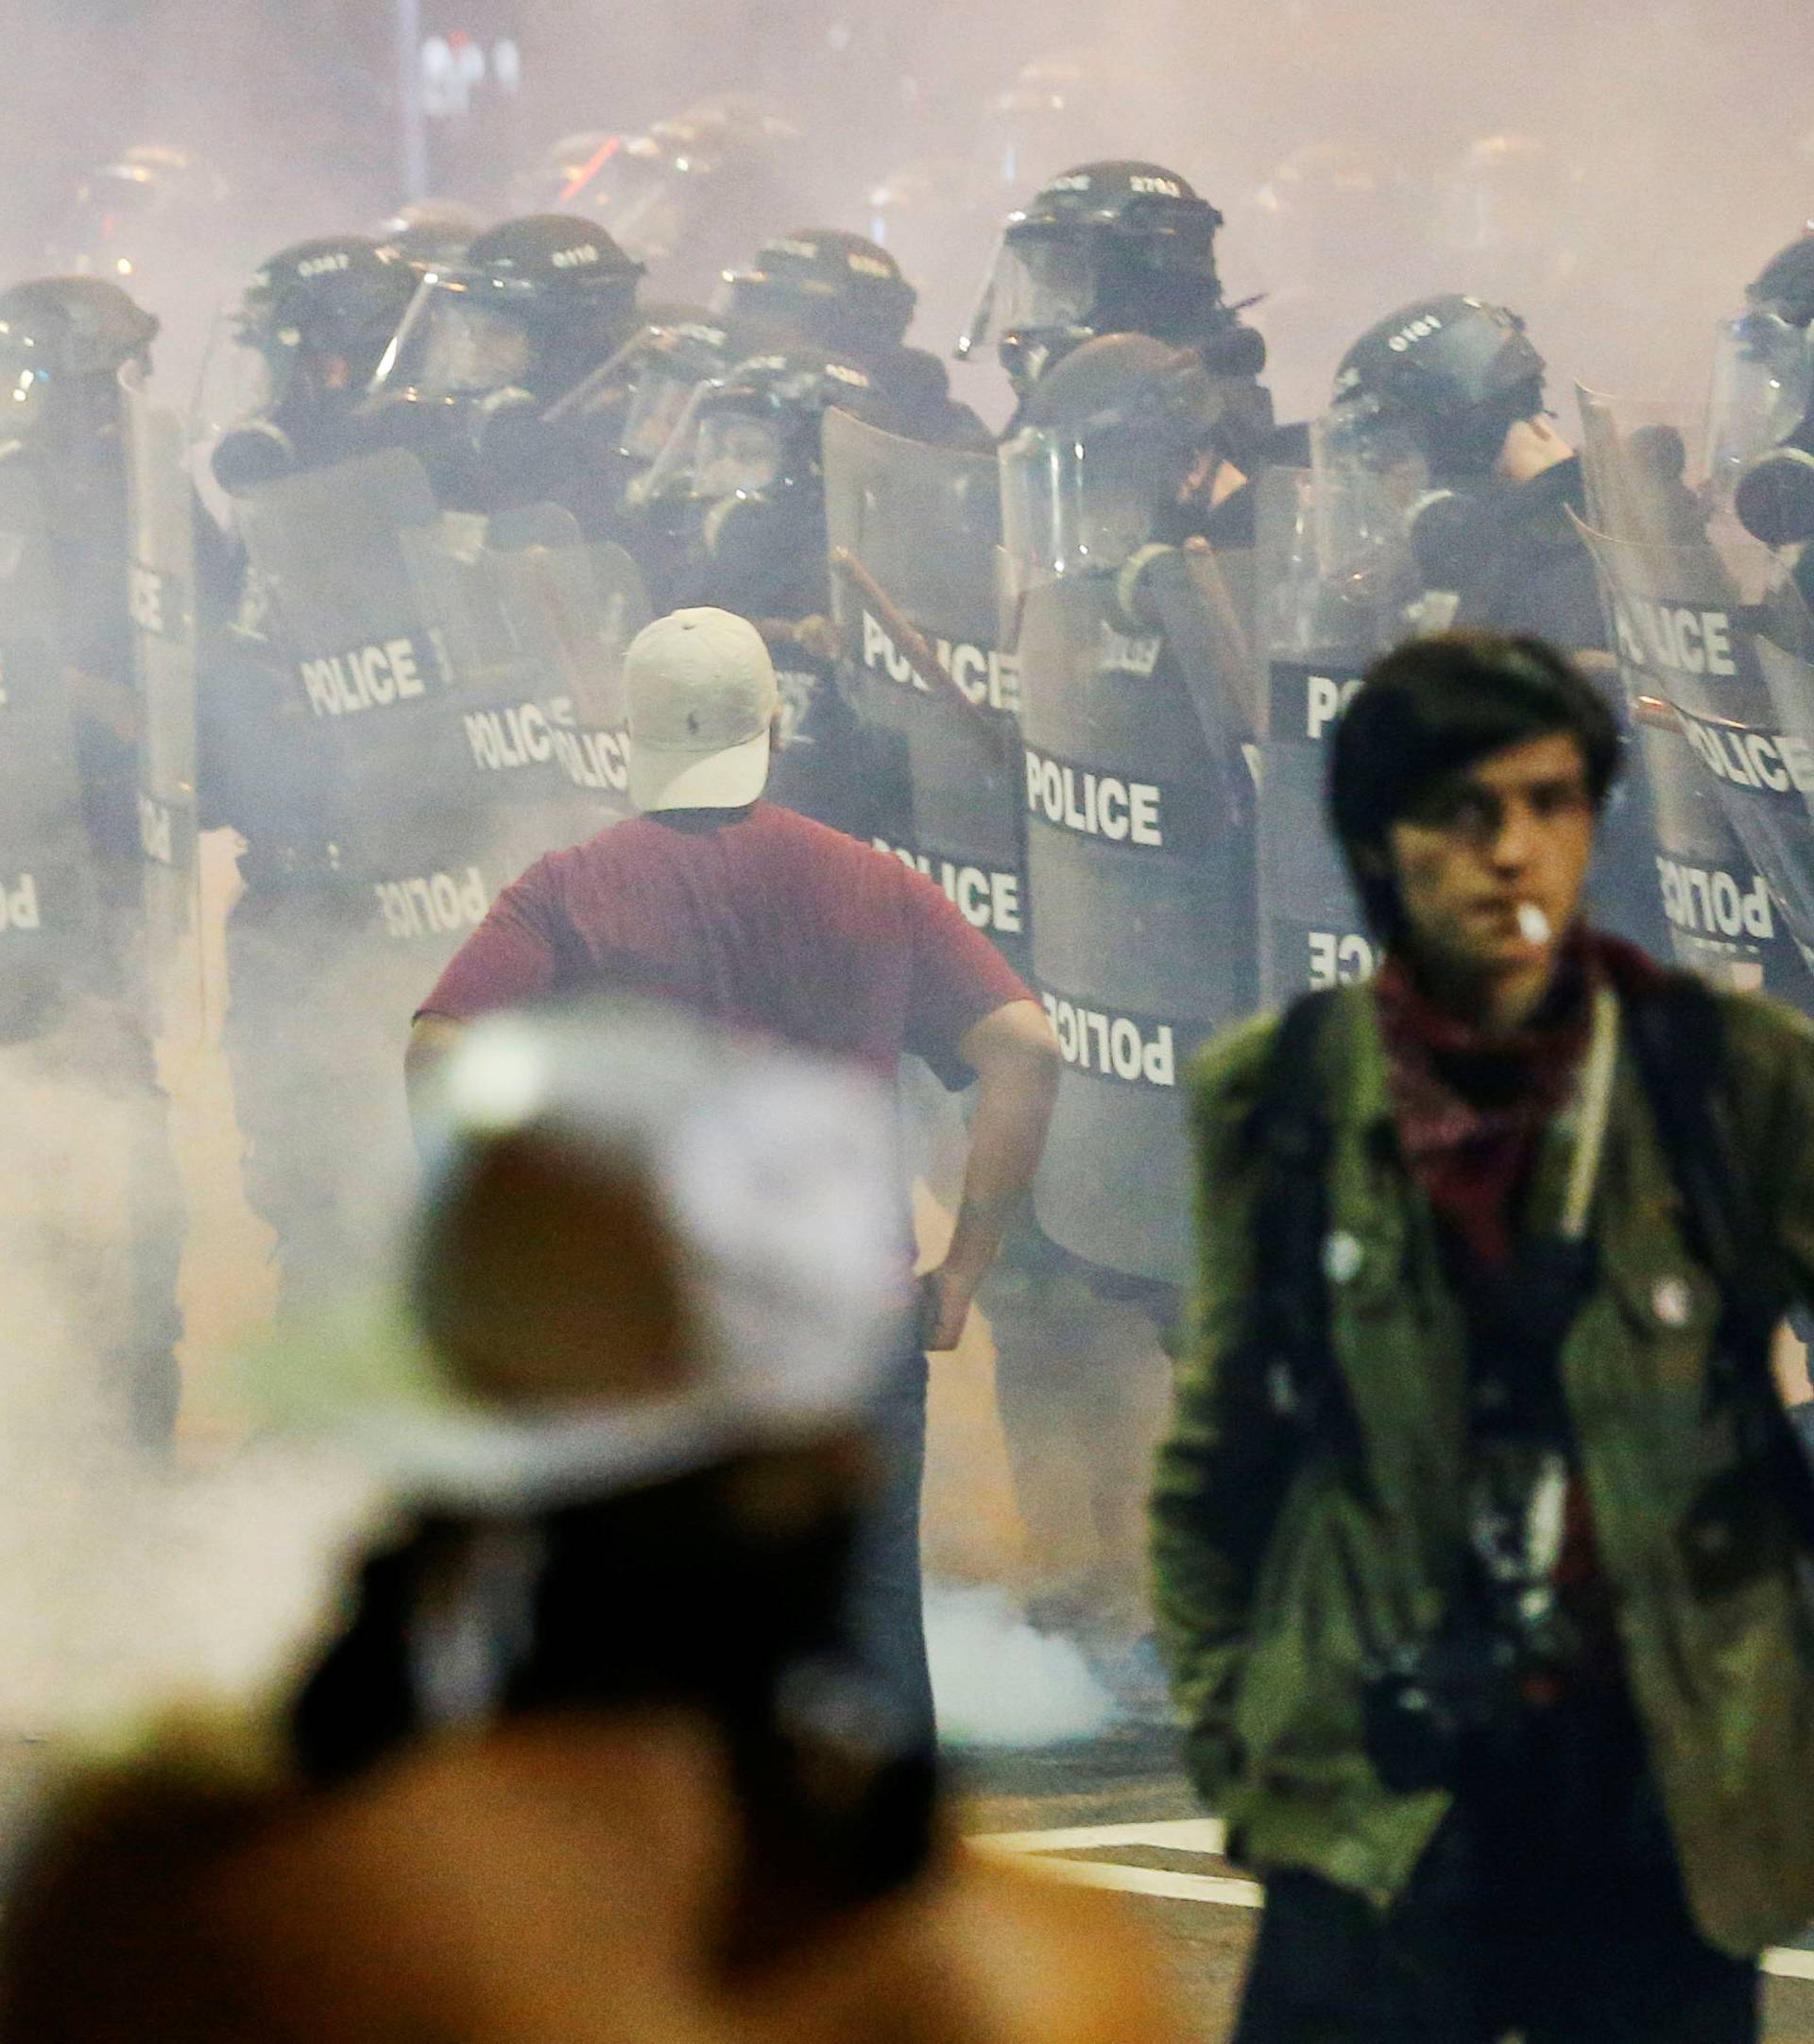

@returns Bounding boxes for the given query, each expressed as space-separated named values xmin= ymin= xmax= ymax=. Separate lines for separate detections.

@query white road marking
xmin=974 ymin=1822 xmax=1814 ymax=1980
xmin=976 ymin=1818 xmax=1227 ymax=1857
xmin=988 ymin=1853 xmax=1264 ymax=1910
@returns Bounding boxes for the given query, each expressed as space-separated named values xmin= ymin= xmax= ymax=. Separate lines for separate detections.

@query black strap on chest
xmin=1248 ymin=974 xmax=1812 ymax=1537
xmin=1241 ymin=988 xmax=1352 ymax=1449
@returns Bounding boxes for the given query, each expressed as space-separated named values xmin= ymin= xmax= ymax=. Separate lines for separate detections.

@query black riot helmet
xmin=0 ymin=276 xmax=158 ymax=443
xmin=378 ymin=198 xmax=488 ymax=272
xmin=1750 ymin=230 xmax=1814 ymax=330
xmin=575 ymin=99 xmax=806 ymax=302
xmin=556 ymin=310 xmax=742 ymax=469
xmin=1718 ymin=231 xmax=1814 ymax=544
xmin=370 ymin=214 xmax=644 ymax=411
xmin=513 ymin=129 xmax=623 ymax=215
xmin=206 ymin=235 xmax=419 ymax=492
xmin=716 ymin=229 xmax=917 ymax=354
xmin=638 ymin=344 xmax=879 ymax=510
xmin=44 ymin=144 xmax=231 ymax=286
xmin=1020 ymin=329 xmax=1230 ymax=448
xmin=1002 ymin=331 xmax=1233 ymax=577
xmin=1329 ymin=294 xmax=1547 ymax=480
xmin=961 ymin=161 xmax=1231 ymax=394
xmin=236 ymin=235 xmax=419 ymax=412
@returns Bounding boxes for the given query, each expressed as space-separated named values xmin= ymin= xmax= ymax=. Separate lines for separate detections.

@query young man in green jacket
xmin=1152 ymin=632 xmax=1814 ymax=2042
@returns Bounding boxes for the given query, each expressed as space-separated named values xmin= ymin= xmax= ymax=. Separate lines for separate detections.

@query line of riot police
xmin=11 ymin=136 xmax=1814 ymax=1665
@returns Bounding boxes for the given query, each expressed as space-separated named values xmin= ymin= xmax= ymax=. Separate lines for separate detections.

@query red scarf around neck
xmin=1372 ymin=930 xmax=1658 ymax=1264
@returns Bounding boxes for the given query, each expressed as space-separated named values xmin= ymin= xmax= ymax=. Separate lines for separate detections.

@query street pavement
xmin=961 ymin=1723 xmax=1814 ymax=2044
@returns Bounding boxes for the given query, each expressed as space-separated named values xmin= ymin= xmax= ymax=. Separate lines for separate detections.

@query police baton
xmin=829 ymin=547 xmax=1006 ymax=750
xmin=1574 ymin=652 xmax=1677 ymax=736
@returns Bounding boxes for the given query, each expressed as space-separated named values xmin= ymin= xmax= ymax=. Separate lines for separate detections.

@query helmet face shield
xmin=622 ymin=361 xmax=701 ymax=461
xmin=1310 ymin=397 xmax=1430 ymax=580
xmin=1707 ymin=310 xmax=1814 ymax=507
xmin=375 ymin=276 xmax=534 ymax=400
xmin=993 ymin=230 xmax=1098 ymax=339
xmin=692 ymin=408 xmax=782 ymax=500
xmin=1000 ymin=422 xmax=1161 ymax=582
xmin=195 ymin=304 xmax=278 ymax=432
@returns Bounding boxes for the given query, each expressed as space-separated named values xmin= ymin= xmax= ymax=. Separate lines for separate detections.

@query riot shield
xmin=401 ymin=503 xmax=647 ymax=879
xmin=1577 ymin=392 xmax=1814 ymax=998
xmin=0 ymin=460 xmax=98 ymax=1039
xmin=232 ymin=451 xmax=506 ymax=1005
xmin=1014 ymin=560 xmax=1256 ymax=1284
xmin=120 ymin=365 xmax=201 ymax=1039
xmin=1253 ymin=462 xmax=1394 ymax=1006
xmin=822 ymin=406 xmax=1028 ymax=972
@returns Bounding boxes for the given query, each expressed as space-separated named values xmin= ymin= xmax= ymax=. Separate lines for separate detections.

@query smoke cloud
xmin=925 ymin=1585 xmax=1117 ymax=1748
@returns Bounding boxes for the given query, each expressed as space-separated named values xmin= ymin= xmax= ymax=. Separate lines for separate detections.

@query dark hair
xmin=1327 ymin=631 xmax=1620 ymax=940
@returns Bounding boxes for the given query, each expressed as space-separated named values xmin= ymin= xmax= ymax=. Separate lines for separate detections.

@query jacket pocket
xmin=1232 ymin=1473 xmax=1404 ymax=1787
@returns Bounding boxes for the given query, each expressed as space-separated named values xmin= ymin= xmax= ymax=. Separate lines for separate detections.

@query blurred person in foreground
xmin=0 ymin=1005 xmax=1180 ymax=2044
xmin=407 ymin=607 xmax=1060 ymax=1735
xmin=1153 ymin=632 xmax=1814 ymax=2043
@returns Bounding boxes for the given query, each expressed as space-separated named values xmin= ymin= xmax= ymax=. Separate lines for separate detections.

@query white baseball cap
xmin=625 ymin=606 xmax=781 ymax=812
xmin=247 ymin=1001 xmax=907 ymax=1510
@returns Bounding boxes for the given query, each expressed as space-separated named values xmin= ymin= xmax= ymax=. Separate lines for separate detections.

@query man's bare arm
xmin=920 ymin=999 xmax=1060 ymax=1350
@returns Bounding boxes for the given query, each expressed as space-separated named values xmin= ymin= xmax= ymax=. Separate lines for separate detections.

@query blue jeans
xmin=844 ymin=1334 xmax=933 ymax=1743
xmin=1233 ymin=1692 xmax=1756 ymax=2044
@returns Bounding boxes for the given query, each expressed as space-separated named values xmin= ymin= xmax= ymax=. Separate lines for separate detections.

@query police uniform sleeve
xmin=414 ymin=855 xmax=566 ymax=1022
xmin=898 ymin=867 xmax=1036 ymax=1086
xmin=1149 ymin=1012 xmax=1292 ymax=1808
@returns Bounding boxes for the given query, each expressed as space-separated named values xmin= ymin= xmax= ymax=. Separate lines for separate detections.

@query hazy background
xmin=0 ymin=0 xmax=1809 ymax=1742
xmin=3 ymin=0 xmax=1808 ymax=419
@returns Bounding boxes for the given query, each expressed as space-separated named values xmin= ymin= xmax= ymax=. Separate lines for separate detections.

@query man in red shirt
xmin=407 ymin=606 xmax=1059 ymax=1731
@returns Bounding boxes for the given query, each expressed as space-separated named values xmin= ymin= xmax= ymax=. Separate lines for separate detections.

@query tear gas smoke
xmin=0 ymin=1034 xmax=388 ymax=1742
xmin=924 ymin=1585 xmax=1117 ymax=1748
xmin=0 ymin=0 xmax=1806 ymax=1777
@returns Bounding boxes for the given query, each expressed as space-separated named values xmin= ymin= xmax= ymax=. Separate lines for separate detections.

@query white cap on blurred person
xmin=625 ymin=607 xmax=780 ymax=813
xmin=251 ymin=1001 xmax=903 ymax=1509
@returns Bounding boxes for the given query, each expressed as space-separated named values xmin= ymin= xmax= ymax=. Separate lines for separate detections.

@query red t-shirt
xmin=419 ymin=802 xmax=1032 ymax=1083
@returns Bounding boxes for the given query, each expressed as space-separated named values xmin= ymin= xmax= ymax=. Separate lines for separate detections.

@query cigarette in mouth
xmin=1516 ymin=902 xmax=1552 ymax=946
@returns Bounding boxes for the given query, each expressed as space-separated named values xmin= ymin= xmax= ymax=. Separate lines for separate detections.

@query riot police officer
xmin=1318 ymin=292 xmax=1672 ymax=960
xmin=959 ymin=160 xmax=1275 ymax=461
xmin=716 ymin=229 xmax=990 ymax=451
xmin=1322 ymin=293 xmax=1603 ymax=646
xmin=988 ymin=332 xmax=1259 ymax=1645
xmin=199 ymin=238 xmax=433 ymax=1344
xmin=43 ymin=145 xmax=238 ymax=403
xmin=0 ymin=275 xmax=184 ymax=1442
xmin=1712 ymin=231 xmax=1814 ymax=604
xmin=573 ymin=98 xmax=806 ymax=303
xmin=207 ymin=235 xmax=420 ymax=493
xmin=361 ymin=213 xmax=644 ymax=514
xmin=639 ymin=344 xmax=898 ymax=838
xmin=541 ymin=307 xmax=749 ymax=566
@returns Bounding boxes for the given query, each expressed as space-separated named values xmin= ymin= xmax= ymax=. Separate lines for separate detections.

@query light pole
xmin=396 ymin=0 xmax=428 ymax=200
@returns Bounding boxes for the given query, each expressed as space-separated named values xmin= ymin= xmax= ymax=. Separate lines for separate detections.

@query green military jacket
xmin=1150 ymin=978 xmax=1814 ymax=1958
